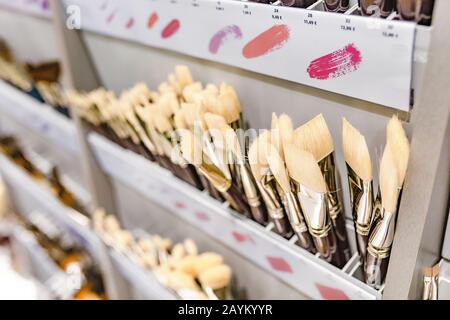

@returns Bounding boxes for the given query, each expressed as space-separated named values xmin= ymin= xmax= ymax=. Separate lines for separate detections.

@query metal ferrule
xmin=258 ymin=176 xmax=285 ymax=220
xmin=431 ymin=273 xmax=439 ymax=300
xmin=296 ymin=183 xmax=332 ymax=238
xmin=318 ymin=154 xmax=342 ymax=220
xmin=239 ymin=164 xmax=261 ymax=208
xmin=367 ymin=208 xmax=397 ymax=259
xmin=323 ymin=0 xmax=350 ymax=12
xmin=282 ymin=191 xmax=309 ymax=234
xmin=198 ymin=162 xmax=231 ymax=193
xmin=346 ymin=164 xmax=374 ymax=236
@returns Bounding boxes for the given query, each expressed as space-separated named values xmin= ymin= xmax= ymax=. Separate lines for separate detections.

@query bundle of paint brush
xmin=66 ymin=66 xmax=269 ymax=223
xmin=0 ymin=136 xmax=87 ymax=215
xmin=93 ymin=210 xmax=234 ymax=300
xmin=246 ymin=0 xmax=434 ymax=25
xmin=247 ymin=113 xmax=351 ymax=268
xmin=342 ymin=115 xmax=410 ymax=288
xmin=0 ymin=39 xmax=69 ymax=117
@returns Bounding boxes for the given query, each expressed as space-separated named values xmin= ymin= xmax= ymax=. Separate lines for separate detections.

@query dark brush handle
xmin=249 ymin=202 xmax=269 ymax=225
xmin=224 ymin=183 xmax=252 ymax=218
xmin=365 ymin=251 xmax=389 ymax=289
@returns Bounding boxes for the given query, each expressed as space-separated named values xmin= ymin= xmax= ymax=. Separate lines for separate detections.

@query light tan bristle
xmin=387 ymin=115 xmax=410 ymax=188
xmin=266 ymin=144 xmax=291 ymax=192
xmin=278 ymin=114 xmax=294 ymax=148
xmin=284 ymin=144 xmax=328 ymax=193
xmin=153 ymin=112 xmax=173 ymax=133
xmin=423 ymin=267 xmax=433 ymax=277
xmin=176 ymin=256 xmax=199 ymax=277
xmin=175 ymin=65 xmax=193 ymax=88
xmin=294 ymin=114 xmax=334 ymax=161
xmin=171 ymin=243 xmax=186 ymax=260
xmin=342 ymin=118 xmax=372 ymax=181
xmin=379 ymin=144 xmax=399 ymax=213
xmin=271 ymin=113 xmax=284 ymax=159
xmin=205 ymin=83 xmax=219 ymax=95
xmin=248 ymin=131 xmax=272 ymax=180
xmin=194 ymin=252 xmax=224 ymax=275
xmin=180 ymin=130 xmax=202 ymax=166
xmin=174 ymin=109 xmax=187 ymax=130
xmin=167 ymin=271 xmax=200 ymax=291
xmin=104 ymin=215 xmax=120 ymax=233
xmin=182 ymin=82 xmax=203 ymax=102
xmin=184 ymin=239 xmax=198 ymax=256
xmin=217 ymin=91 xmax=240 ymax=124
xmin=432 ymin=264 xmax=440 ymax=277
xmin=223 ymin=125 xmax=243 ymax=162
xmin=219 ymin=83 xmax=241 ymax=113
xmin=204 ymin=112 xmax=227 ymax=131
xmin=198 ymin=264 xmax=232 ymax=290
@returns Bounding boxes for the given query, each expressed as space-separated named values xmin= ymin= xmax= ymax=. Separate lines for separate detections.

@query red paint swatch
xmin=147 ymin=12 xmax=158 ymax=28
xmin=267 ymin=256 xmax=293 ymax=273
xmin=195 ymin=212 xmax=210 ymax=221
xmin=106 ymin=11 xmax=116 ymax=23
xmin=161 ymin=19 xmax=180 ymax=39
xmin=315 ymin=283 xmax=349 ymax=300
xmin=174 ymin=201 xmax=186 ymax=209
xmin=126 ymin=17 xmax=134 ymax=29
xmin=242 ymin=24 xmax=290 ymax=59
xmin=231 ymin=231 xmax=254 ymax=244
xmin=307 ymin=44 xmax=362 ymax=80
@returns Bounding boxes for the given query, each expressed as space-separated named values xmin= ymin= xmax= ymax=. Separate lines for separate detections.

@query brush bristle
xmin=182 ymin=82 xmax=203 ymax=103
xmin=432 ymin=264 xmax=440 ymax=277
xmin=248 ymin=131 xmax=272 ymax=180
xmin=266 ymin=144 xmax=291 ymax=192
xmin=168 ymin=271 xmax=200 ymax=290
xmin=379 ymin=144 xmax=399 ymax=213
xmin=278 ymin=114 xmax=294 ymax=149
xmin=194 ymin=252 xmax=224 ymax=275
xmin=217 ymin=91 xmax=240 ymax=124
xmin=174 ymin=109 xmax=187 ymax=130
xmin=153 ymin=112 xmax=173 ymax=133
xmin=342 ymin=118 xmax=372 ymax=181
xmin=175 ymin=65 xmax=193 ymax=88
xmin=387 ymin=115 xmax=410 ymax=188
xmin=284 ymin=144 xmax=328 ymax=193
xmin=176 ymin=256 xmax=199 ymax=277
xmin=204 ymin=112 xmax=227 ymax=131
xmin=180 ymin=130 xmax=202 ymax=166
xmin=294 ymin=114 xmax=334 ymax=161
xmin=423 ymin=267 xmax=433 ymax=277
xmin=184 ymin=238 xmax=198 ymax=256
xmin=220 ymin=82 xmax=241 ymax=113
xmin=271 ymin=113 xmax=284 ymax=159
xmin=198 ymin=264 xmax=232 ymax=290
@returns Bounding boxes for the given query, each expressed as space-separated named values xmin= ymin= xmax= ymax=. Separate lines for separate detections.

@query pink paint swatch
xmin=267 ymin=256 xmax=293 ymax=273
xmin=307 ymin=44 xmax=362 ymax=80
xmin=147 ymin=12 xmax=158 ymax=28
xmin=315 ymin=283 xmax=349 ymax=300
xmin=126 ymin=17 xmax=135 ymax=29
xmin=106 ymin=11 xmax=116 ymax=23
xmin=161 ymin=19 xmax=180 ymax=39
xmin=242 ymin=24 xmax=290 ymax=59
xmin=209 ymin=25 xmax=242 ymax=54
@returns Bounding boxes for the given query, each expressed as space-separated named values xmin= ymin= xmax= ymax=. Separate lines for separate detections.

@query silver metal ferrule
xmin=258 ymin=175 xmax=285 ymax=220
xmin=319 ymin=154 xmax=343 ymax=220
xmin=367 ymin=208 xmax=397 ymax=259
xmin=346 ymin=164 xmax=374 ymax=236
xmin=282 ymin=191 xmax=308 ymax=234
xmin=296 ymin=183 xmax=332 ymax=238
xmin=423 ymin=275 xmax=432 ymax=300
xmin=239 ymin=163 xmax=261 ymax=208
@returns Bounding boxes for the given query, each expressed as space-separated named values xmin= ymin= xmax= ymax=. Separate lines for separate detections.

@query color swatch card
xmin=63 ymin=0 xmax=416 ymax=111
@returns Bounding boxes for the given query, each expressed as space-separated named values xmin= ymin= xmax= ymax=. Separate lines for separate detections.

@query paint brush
xmin=279 ymin=0 xmax=317 ymax=7
xmin=248 ymin=132 xmax=294 ymax=238
xmin=396 ymin=0 xmax=434 ymax=25
xmin=294 ymin=114 xmax=350 ymax=266
xmin=342 ymin=118 xmax=374 ymax=269
xmin=180 ymin=130 xmax=250 ymax=216
xmin=205 ymin=113 xmax=268 ymax=224
xmin=323 ymin=0 xmax=350 ymax=12
xmin=365 ymin=144 xmax=399 ymax=288
xmin=284 ymin=145 xmax=338 ymax=264
xmin=198 ymin=264 xmax=232 ymax=300
xmin=358 ymin=0 xmax=395 ymax=17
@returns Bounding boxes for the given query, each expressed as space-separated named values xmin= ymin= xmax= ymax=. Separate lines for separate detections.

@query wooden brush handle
xmin=364 ymin=251 xmax=389 ymax=289
xmin=296 ymin=230 xmax=316 ymax=254
xmin=249 ymin=202 xmax=269 ymax=225
xmin=272 ymin=216 xmax=294 ymax=239
xmin=223 ymin=184 xmax=251 ymax=218
xmin=355 ymin=232 xmax=369 ymax=270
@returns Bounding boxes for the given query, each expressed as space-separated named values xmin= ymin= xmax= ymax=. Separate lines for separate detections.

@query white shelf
xmin=0 ymin=154 xmax=100 ymax=256
xmin=439 ymin=259 xmax=450 ymax=300
xmin=64 ymin=0 xmax=431 ymax=111
xmin=0 ymin=81 xmax=79 ymax=155
xmin=108 ymin=248 xmax=178 ymax=300
xmin=88 ymin=132 xmax=381 ymax=300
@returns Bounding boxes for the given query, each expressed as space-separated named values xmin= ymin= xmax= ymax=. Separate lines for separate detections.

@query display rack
xmin=90 ymin=132 xmax=378 ymax=300
xmin=0 ymin=81 xmax=78 ymax=155
xmin=0 ymin=0 xmax=51 ymax=19
xmin=0 ymin=0 xmax=448 ymax=300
